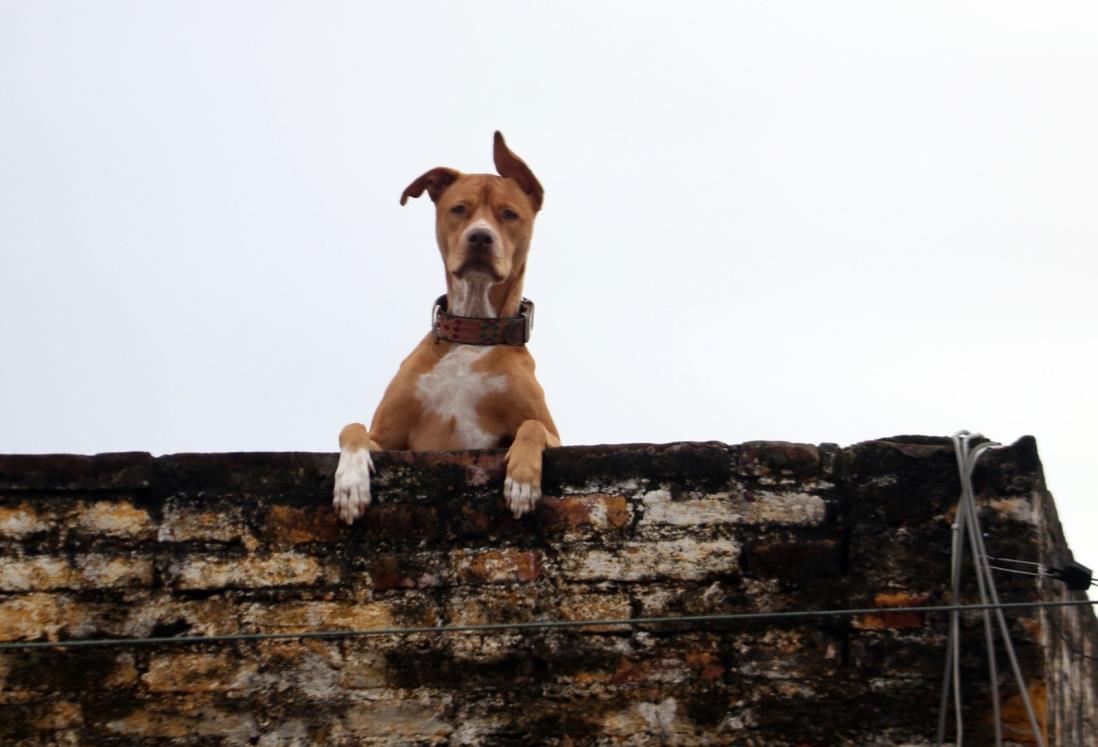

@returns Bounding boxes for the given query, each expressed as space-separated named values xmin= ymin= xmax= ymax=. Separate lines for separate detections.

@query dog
xmin=333 ymin=132 xmax=560 ymax=524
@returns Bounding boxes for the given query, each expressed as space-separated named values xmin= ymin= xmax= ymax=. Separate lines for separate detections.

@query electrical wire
xmin=937 ymin=432 xmax=1048 ymax=747
xmin=986 ymin=565 xmax=1053 ymax=579
xmin=985 ymin=556 xmax=1043 ymax=569
xmin=0 ymin=599 xmax=1093 ymax=652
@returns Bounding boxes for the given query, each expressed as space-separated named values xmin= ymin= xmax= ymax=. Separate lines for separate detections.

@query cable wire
xmin=985 ymin=556 xmax=1043 ymax=569
xmin=0 ymin=599 xmax=1093 ymax=652
xmin=986 ymin=565 xmax=1053 ymax=579
xmin=937 ymin=432 xmax=1048 ymax=747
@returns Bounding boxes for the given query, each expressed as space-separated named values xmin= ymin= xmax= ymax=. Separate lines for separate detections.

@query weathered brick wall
xmin=0 ymin=438 xmax=1093 ymax=745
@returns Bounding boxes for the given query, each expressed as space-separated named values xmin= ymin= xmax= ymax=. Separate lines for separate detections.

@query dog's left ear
xmin=493 ymin=131 xmax=544 ymax=212
xmin=400 ymin=167 xmax=461 ymax=205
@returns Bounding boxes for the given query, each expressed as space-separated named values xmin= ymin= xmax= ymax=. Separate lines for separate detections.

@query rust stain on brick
xmin=999 ymin=678 xmax=1047 ymax=744
xmin=367 ymin=554 xmax=441 ymax=591
xmin=545 ymin=495 xmax=592 ymax=528
xmin=854 ymin=592 xmax=931 ymax=630
xmin=263 ymin=505 xmax=342 ymax=544
xmin=685 ymin=651 xmax=725 ymax=681
xmin=610 ymin=659 xmax=656 ymax=685
xmin=543 ymin=493 xmax=631 ymax=531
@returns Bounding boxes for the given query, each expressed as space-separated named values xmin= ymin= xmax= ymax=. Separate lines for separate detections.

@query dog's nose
xmin=467 ymin=229 xmax=494 ymax=249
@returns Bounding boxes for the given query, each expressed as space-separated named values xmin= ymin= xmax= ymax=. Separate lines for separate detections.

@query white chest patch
xmin=416 ymin=346 xmax=507 ymax=449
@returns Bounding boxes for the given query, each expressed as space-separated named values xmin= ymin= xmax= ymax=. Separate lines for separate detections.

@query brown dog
xmin=333 ymin=132 xmax=559 ymax=523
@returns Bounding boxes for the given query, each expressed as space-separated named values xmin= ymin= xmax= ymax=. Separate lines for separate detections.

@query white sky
xmin=2 ymin=2 xmax=1096 ymax=581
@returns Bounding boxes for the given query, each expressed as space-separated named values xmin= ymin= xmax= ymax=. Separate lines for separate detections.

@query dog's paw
xmin=504 ymin=476 xmax=541 ymax=519
xmin=333 ymin=448 xmax=374 ymax=525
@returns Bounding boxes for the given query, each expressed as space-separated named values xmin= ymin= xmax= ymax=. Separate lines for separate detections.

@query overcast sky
xmin=2 ymin=2 xmax=1096 ymax=579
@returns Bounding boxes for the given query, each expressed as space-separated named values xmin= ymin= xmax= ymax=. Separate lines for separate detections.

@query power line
xmin=986 ymin=564 xmax=1052 ymax=579
xmin=0 ymin=598 xmax=1093 ymax=652
xmin=985 ymin=556 xmax=1042 ymax=569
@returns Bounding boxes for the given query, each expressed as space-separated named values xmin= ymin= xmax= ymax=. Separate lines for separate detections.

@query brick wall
xmin=0 ymin=437 xmax=1094 ymax=745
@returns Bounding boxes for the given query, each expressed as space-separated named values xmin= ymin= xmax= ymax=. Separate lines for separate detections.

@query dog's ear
xmin=400 ymin=167 xmax=461 ymax=205
xmin=493 ymin=132 xmax=544 ymax=212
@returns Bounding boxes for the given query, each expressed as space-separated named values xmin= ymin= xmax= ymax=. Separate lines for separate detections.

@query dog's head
xmin=400 ymin=132 xmax=543 ymax=292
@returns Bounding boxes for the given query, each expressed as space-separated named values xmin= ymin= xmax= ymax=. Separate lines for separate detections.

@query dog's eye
xmin=451 ymin=204 xmax=467 ymax=215
xmin=501 ymin=208 xmax=519 ymax=221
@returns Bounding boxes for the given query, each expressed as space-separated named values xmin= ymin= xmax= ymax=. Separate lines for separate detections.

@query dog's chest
xmin=415 ymin=346 xmax=506 ymax=448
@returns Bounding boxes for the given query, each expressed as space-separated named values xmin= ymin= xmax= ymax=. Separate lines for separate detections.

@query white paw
xmin=504 ymin=476 xmax=541 ymax=519
xmin=333 ymin=448 xmax=374 ymax=525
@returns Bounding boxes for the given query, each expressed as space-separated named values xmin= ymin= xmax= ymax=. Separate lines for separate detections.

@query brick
xmin=106 ymin=653 xmax=139 ymax=687
xmin=542 ymin=493 xmax=632 ymax=531
xmin=339 ymin=649 xmax=389 ymax=689
xmin=1001 ymin=678 xmax=1047 ymax=739
xmin=0 ymin=556 xmax=70 ymax=591
xmin=608 ymin=656 xmax=692 ymax=685
xmin=634 ymin=581 xmax=734 ymax=617
xmin=0 ymin=452 xmax=152 ymax=491
xmin=743 ymin=490 xmax=826 ymax=525
xmin=122 ymin=595 xmax=241 ymax=637
xmin=158 ymin=501 xmax=249 ymax=543
xmin=103 ymin=699 xmax=257 ymax=740
xmin=166 ymin=552 xmax=330 ymax=590
xmin=104 ymin=708 xmax=192 ymax=739
xmin=555 ymin=592 xmax=632 ymax=632
xmin=0 ymin=650 xmax=138 ymax=694
xmin=739 ymin=441 xmax=820 ymax=480
xmin=335 ymin=701 xmax=452 ymax=742
xmin=733 ymin=441 xmax=821 ymax=474
xmin=244 ymin=601 xmax=396 ymax=633
xmin=261 ymin=504 xmax=343 ymax=545
xmin=601 ymin=697 xmax=685 ymax=739
xmin=853 ymin=592 xmax=931 ymax=630
xmin=685 ymin=650 xmax=726 ymax=681
xmin=0 ymin=503 xmax=50 ymax=539
xmin=0 ymin=594 xmax=72 ymax=641
xmin=0 ymin=700 xmax=84 ymax=738
xmin=82 ymin=554 xmax=155 ymax=587
xmin=452 ymin=548 xmax=542 ymax=584
xmin=367 ymin=552 xmax=448 ymax=590
xmin=0 ymin=554 xmax=153 ymax=591
xmin=356 ymin=504 xmax=441 ymax=542
xmin=251 ymin=640 xmax=345 ymax=700
xmin=639 ymin=489 xmax=741 ymax=527
xmin=729 ymin=629 xmax=841 ymax=679
xmin=746 ymin=537 xmax=840 ymax=578
xmin=560 ymin=538 xmax=741 ymax=582
xmin=987 ymin=496 xmax=1039 ymax=524
xmin=76 ymin=500 xmax=154 ymax=539
xmin=143 ymin=652 xmax=254 ymax=693
xmin=447 ymin=589 xmax=538 ymax=626
xmin=34 ymin=700 xmax=83 ymax=730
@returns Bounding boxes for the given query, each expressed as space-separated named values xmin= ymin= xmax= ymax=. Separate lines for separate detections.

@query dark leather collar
xmin=432 ymin=294 xmax=534 ymax=346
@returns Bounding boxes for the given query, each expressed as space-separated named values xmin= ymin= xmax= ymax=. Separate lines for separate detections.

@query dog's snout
xmin=467 ymin=229 xmax=494 ymax=249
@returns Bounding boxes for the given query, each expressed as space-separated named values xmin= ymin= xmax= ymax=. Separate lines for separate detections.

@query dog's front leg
xmin=333 ymin=423 xmax=380 ymax=524
xmin=504 ymin=419 xmax=561 ymax=518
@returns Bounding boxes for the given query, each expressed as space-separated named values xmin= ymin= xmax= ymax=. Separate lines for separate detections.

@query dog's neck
xmin=446 ymin=270 xmax=525 ymax=318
